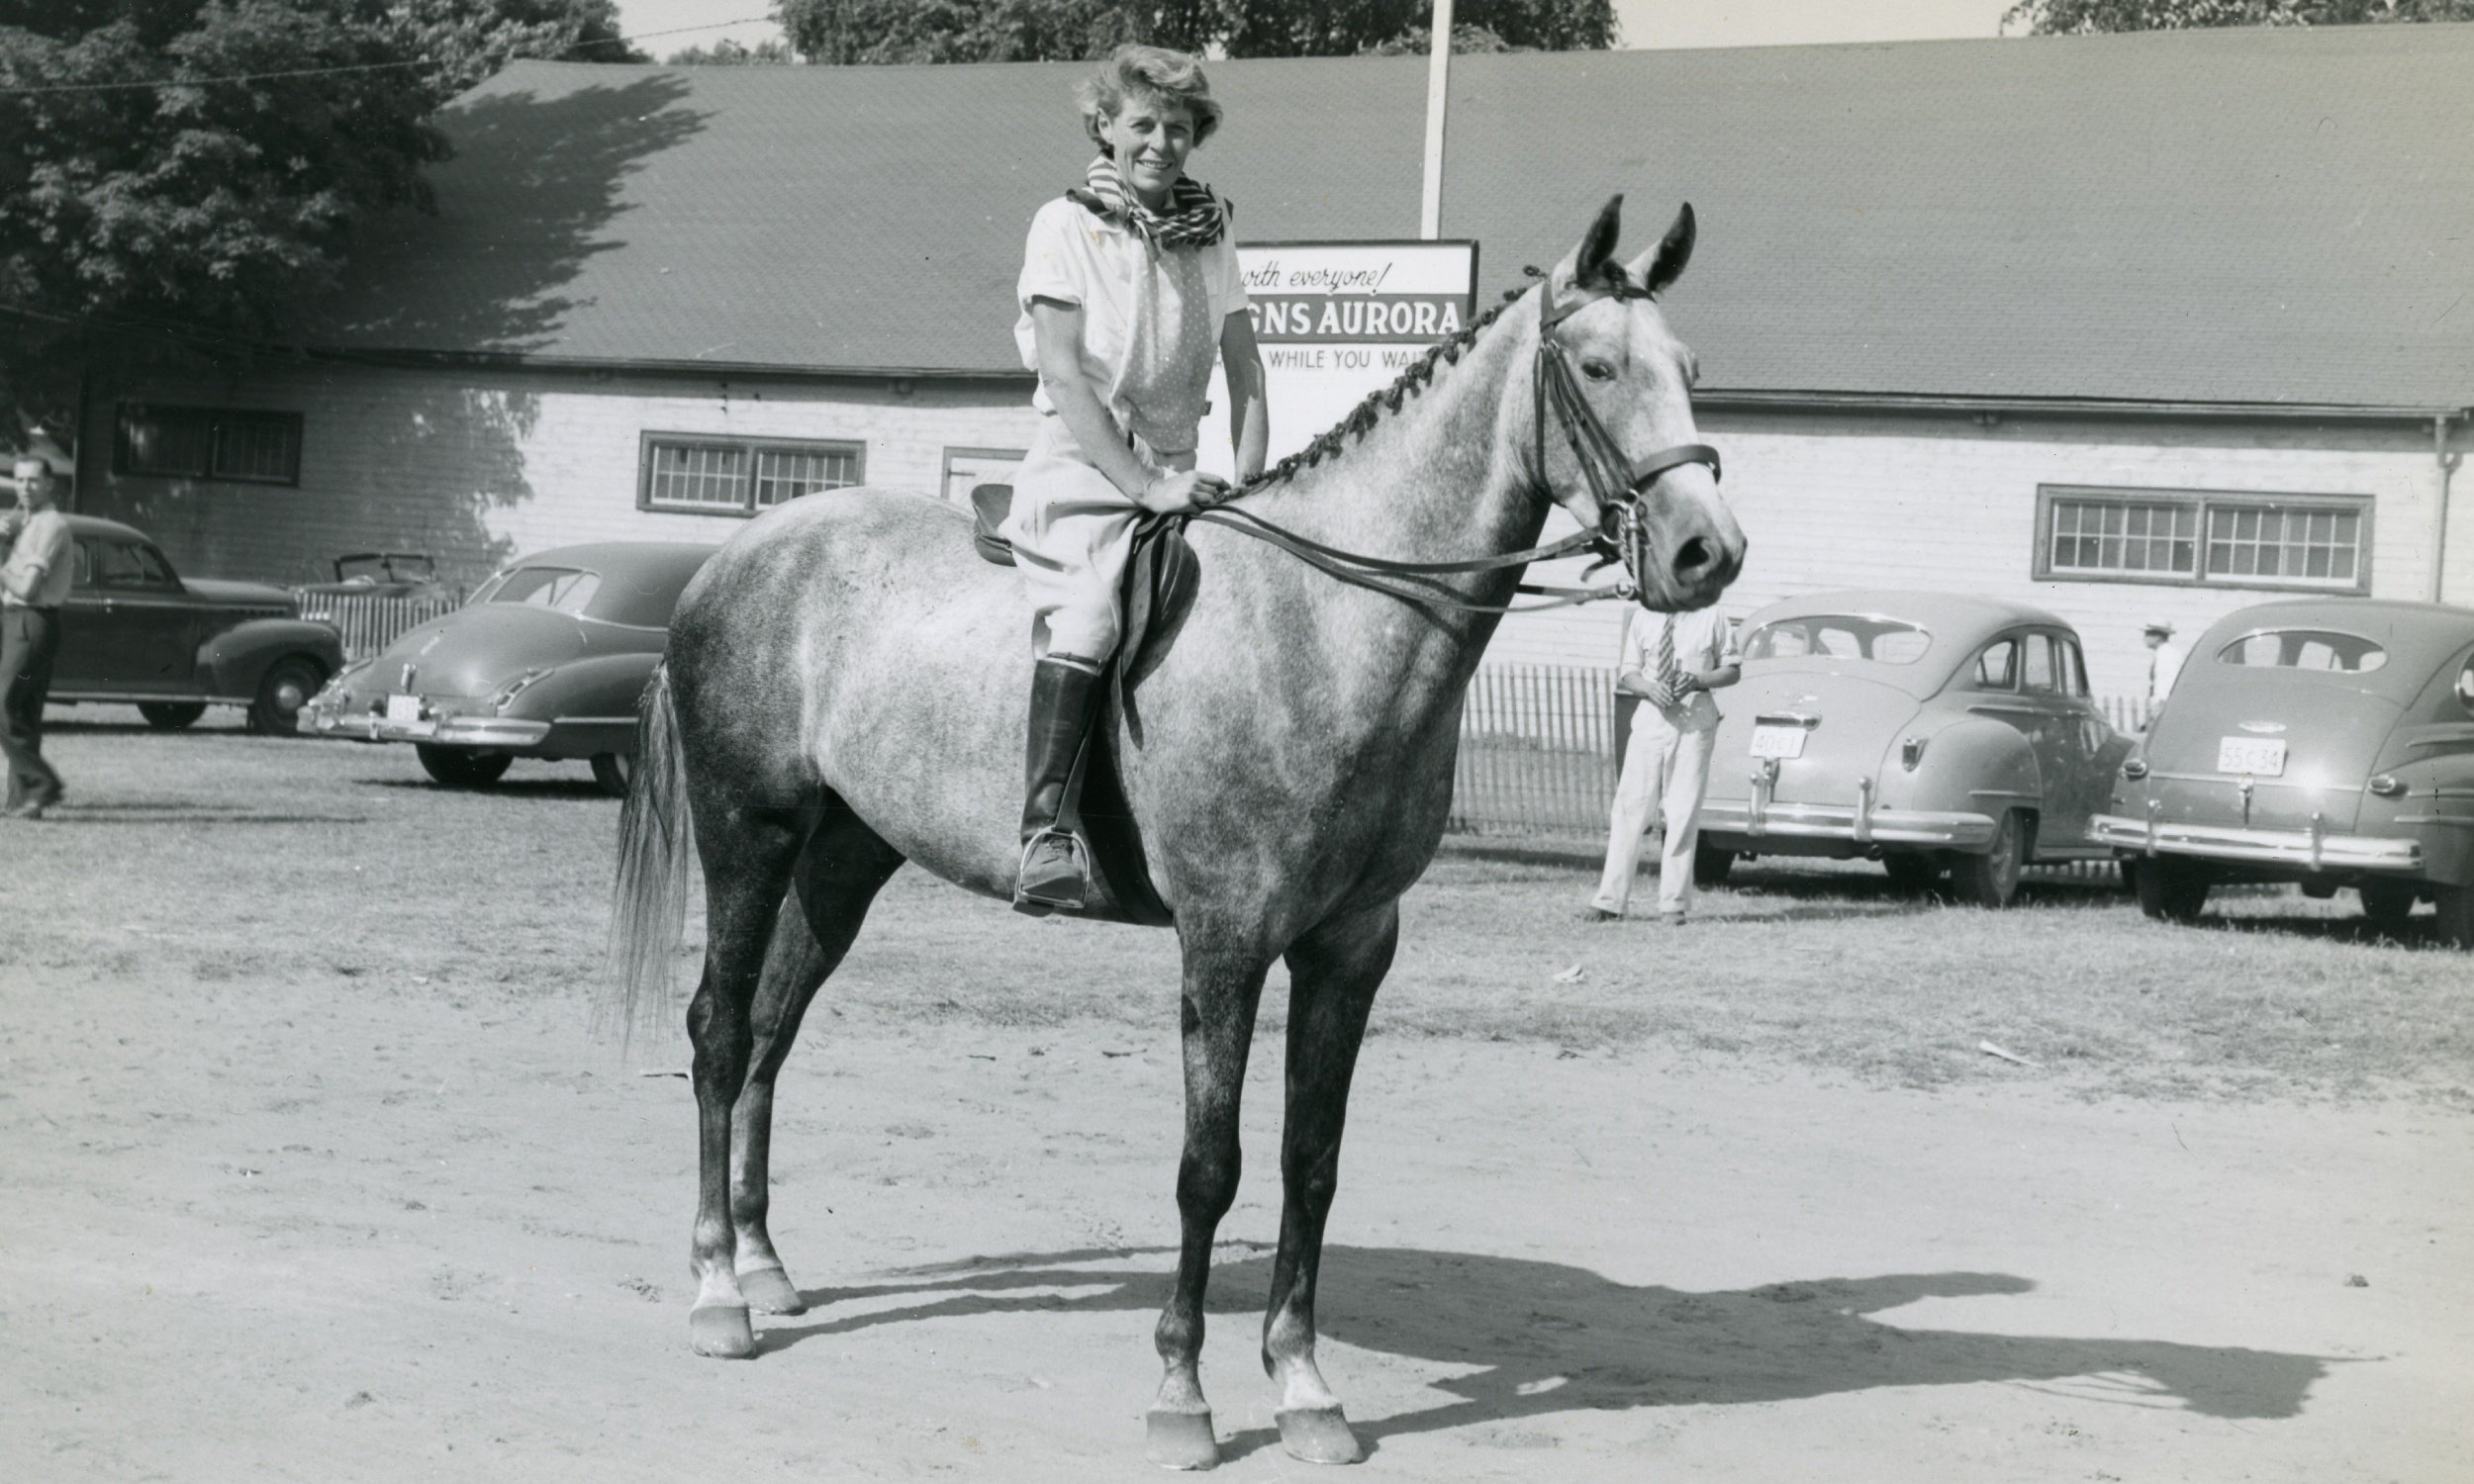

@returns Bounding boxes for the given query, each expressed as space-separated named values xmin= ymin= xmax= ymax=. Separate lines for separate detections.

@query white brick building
xmin=67 ymin=28 xmax=2474 ymax=702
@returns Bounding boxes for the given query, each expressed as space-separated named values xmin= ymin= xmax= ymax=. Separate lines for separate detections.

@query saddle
xmin=972 ymin=484 xmax=1193 ymax=928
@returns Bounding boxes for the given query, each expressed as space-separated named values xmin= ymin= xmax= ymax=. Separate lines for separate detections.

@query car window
xmin=2216 ymin=629 xmax=2387 ymax=674
xmin=2021 ymin=634 xmax=2060 ymax=694
xmin=1965 ymin=637 xmax=2018 ymax=691
xmin=70 ymin=540 xmax=94 ymax=588
xmin=1742 ymin=614 xmax=1932 ymax=665
xmin=486 ymin=566 xmax=602 ymax=615
xmin=2062 ymin=637 xmax=2090 ymax=697
xmin=92 ymin=541 xmax=153 ymax=588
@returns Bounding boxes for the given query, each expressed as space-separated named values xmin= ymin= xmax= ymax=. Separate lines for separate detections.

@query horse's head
xmin=1530 ymin=196 xmax=1747 ymax=612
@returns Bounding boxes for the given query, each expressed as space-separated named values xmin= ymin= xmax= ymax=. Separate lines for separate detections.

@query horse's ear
xmin=1552 ymin=194 xmax=1625 ymax=292
xmin=1626 ymin=204 xmax=1696 ymax=297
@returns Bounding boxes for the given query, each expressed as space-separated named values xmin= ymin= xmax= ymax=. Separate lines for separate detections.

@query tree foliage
xmin=772 ymin=0 xmax=1613 ymax=64
xmin=665 ymin=36 xmax=796 ymax=65
xmin=0 ymin=0 xmax=641 ymax=429
xmin=390 ymin=0 xmax=639 ymax=98
xmin=2002 ymin=0 xmax=2473 ymax=33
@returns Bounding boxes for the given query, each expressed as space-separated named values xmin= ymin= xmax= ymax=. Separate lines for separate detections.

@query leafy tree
xmin=2002 ymin=0 xmax=2474 ymax=33
xmin=665 ymin=36 xmax=796 ymax=64
xmin=772 ymin=0 xmax=1612 ymax=63
xmin=0 ymin=0 xmax=448 ymax=430
xmin=1356 ymin=21 xmax=1520 ymax=52
xmin=389 ymin=0 xmax=641 ymax=98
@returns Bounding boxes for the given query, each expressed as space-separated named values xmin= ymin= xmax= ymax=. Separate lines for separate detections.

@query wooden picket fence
xmin=1451 ymin=663 xmax=2153 ymax=880
xmin=291 ymin=591 xmax=463 ymax=663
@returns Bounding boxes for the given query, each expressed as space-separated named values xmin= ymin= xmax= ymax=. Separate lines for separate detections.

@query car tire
xmin=1882 ymin=853 xmax=1943 ymax=895
xmin=1948 ymin=809 xmax=2027 ymax=908
xmin=418 ymin=745 xmax=514 ymax=788
xmin=2357 ymin=880 xmax=2420 ymax=934
xmin=2135 ymin=857 xmax=2211 ymax=924
xmin=2432 ymin=884 xmax=2474 ymax=951
xmin=247 ymin=656 xmax=326 ymax=737
xmin=590 ymin=752 xmax=634 ymax=798
xmin=139 ymin=701 xmax=207 ymax=730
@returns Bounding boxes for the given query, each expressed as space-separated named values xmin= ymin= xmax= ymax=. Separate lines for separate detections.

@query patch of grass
xmin=5 ymin=710 xmax=2467 ymax=1105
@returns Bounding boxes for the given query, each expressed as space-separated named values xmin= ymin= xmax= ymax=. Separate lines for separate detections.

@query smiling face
xmin=1097 ymin=90 xmax=1196 ymax=210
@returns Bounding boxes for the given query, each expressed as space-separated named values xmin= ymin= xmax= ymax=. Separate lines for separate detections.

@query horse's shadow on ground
xmin=763 ymin=1246 xmax=2332 ymax=1443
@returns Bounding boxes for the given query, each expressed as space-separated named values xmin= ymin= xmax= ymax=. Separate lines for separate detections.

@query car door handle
xmin=1968 ymin=701 xmax=2040 ymax=717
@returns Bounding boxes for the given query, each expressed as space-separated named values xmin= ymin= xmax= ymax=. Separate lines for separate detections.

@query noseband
xmin=1185 ymin=277 xmax=1722 ymax=616
xmin=1533 ymin=274 xmax=1723 ymax=602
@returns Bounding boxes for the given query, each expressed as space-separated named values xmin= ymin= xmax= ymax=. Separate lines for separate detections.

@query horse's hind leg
xmin=1261 ymin=899 xmax=1398 ymax=1465
xmin=730 ymin=810 xmax=906 ymax=1318
xmin=685 ymin=804 xmax=810 ymax=1358
xmin=1148 ymin=936 xmax=1274 ymax=1470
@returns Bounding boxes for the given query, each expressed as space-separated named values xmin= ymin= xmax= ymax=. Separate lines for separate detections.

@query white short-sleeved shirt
xmin=1619 ymin=605 xmax=1740 ymax=733
xmin=1014 ymin=196 xmax=1247 ymax=458
xmin=0 ymin=509 xmax=73 ymax=608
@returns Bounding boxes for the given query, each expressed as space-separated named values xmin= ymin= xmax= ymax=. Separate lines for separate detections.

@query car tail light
xmin=2123 ymin=758 xmax=2149 ymax=781
xmin=1899 ymin=736 xmax=1925 ymax=771
xmin=492 ymin=668 xmax=550 ymax=710
xmin=2367 ymin=774 xmax=2406 ymax=798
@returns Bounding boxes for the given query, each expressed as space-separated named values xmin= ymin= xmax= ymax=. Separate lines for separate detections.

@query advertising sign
xmin=1196 ymin=240 xmax=1479 ymax=482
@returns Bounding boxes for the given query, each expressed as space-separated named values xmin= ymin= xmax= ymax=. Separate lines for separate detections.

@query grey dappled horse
xmin=603 ymin=198 xmax=1745 ymax=1468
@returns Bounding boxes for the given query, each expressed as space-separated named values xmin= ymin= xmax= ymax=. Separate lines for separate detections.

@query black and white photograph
xmin=2 ymin=0 xmax=2468 ymax=1477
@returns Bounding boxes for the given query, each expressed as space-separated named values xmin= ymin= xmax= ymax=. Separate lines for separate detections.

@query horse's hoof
xmin=1276 ymin=1407 xmax=1363 ymax=1465
xmin=1144 ymin=1409 xmax=1219 ymax=1471
xmin=737 ymin=1266 xmax=807 ymax=1316
xmin=689 ymin=1304 xmax=756 ymax=1358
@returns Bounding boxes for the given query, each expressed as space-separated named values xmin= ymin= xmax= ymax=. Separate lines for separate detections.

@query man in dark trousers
xmin=1 ymin=455 xmax=73 ymax=819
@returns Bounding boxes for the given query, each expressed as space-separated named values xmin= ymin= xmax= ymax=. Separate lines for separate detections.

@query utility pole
xmin=1419 ymin=0 xmax=1454 ymax=239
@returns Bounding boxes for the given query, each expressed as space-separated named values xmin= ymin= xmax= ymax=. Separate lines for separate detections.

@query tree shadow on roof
xmin=322 ymin=73 xmax=709 ymax=355
xmin=761 ymin=1246 xmax=2334 ymax=1435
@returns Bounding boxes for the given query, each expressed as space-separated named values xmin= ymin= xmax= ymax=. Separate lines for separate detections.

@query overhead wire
xmin=0 ymin=15 xmax=779 ymax=96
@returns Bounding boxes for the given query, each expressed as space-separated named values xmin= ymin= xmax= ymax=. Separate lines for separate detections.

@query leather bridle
xmin=1190 ymin=276 xmax=1721 ymax=616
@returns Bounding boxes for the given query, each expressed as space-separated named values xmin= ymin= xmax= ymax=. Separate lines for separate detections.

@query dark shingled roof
xmin=317 ymin=25 xmax=2474 ymax=411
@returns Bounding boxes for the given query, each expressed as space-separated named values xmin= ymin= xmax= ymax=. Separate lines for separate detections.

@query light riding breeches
xmin=1000 ymin=412 xmax=1192 ymax=661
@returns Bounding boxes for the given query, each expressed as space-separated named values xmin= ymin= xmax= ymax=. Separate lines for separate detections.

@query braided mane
xmin=1238 ymin=283 xmax=1533 ymax=494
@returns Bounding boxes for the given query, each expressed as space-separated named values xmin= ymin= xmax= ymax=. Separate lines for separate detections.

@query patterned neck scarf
xmin=1068 ymin=152 xmax=1228 ymax=249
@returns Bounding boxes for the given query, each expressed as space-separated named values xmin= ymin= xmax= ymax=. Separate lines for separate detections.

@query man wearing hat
xmin=2142 ymin=618 xmax=2186 ymax=716
xmin=1 ymin=455 xmax=73 ymax=819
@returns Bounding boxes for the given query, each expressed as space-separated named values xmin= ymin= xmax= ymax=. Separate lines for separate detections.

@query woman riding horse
xmin=1005 ymin=45 xmax=1268 ymax=910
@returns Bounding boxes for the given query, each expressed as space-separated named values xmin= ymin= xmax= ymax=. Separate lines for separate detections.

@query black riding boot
xmin=1017 ymin=655 xmax=1102 ymax=910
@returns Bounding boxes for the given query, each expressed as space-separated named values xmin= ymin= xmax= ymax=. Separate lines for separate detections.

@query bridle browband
xmin=1189 ymin=274 xmax=1721 ymax=616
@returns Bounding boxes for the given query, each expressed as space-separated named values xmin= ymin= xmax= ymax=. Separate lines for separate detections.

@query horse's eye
xmin=1581 ymin=360 xmax=1616 ymax=383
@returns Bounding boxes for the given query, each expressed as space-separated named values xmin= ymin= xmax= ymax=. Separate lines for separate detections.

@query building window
xmin=638 ymin=433 xmax=863 ymax=516
xmin=941 ymin=446 xmax=1027 ymax=507
xmin=114 ymin=404 xmax=302 ymax=486
xmin=2034 ymin=485 xmax=2370 ymax=594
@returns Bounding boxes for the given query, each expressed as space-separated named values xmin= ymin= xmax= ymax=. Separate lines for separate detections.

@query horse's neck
xmin=1218 ymin=306 xmax=1547 ymax=717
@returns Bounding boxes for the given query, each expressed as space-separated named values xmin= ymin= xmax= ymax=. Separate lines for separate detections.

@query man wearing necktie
xmin=1587 ymin=603 xmax=1741 ymax=923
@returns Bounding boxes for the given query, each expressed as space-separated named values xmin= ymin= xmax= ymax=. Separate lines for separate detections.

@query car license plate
xmin=386 ymin=695 xmax=435 ymax=736
xmin=2216 ymin=737 xmax=2286 ymax=776
xmin=1750 ymin=724 xmax=1808 ymax=760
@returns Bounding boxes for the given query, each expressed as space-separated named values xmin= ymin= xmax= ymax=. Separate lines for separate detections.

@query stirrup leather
xmin=1014 ymin=826 xmax=1094 ymax=910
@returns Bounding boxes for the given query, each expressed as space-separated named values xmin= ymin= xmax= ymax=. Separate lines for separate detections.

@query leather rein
xmin=1185 ymin=277 xmax=1721 ymax=616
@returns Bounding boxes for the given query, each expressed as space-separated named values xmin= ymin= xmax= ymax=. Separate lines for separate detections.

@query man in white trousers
xmin=1586 ymin=603 xmax=1740 ymax=924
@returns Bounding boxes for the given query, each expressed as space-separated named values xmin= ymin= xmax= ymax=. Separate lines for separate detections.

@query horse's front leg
xmin=1262 ymin=899 xmax=1398 ymax=1465
xmin=1148 ymin=935 xmax=1273 ymax=1471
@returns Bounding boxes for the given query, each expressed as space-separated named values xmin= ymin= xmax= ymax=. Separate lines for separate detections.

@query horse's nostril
xmin=1673 ymin=537 xmax=1712 ymax=577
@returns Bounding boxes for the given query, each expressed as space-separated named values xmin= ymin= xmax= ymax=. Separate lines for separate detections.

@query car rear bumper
xmin=2091 ymin=812 xmax=2423 ymax=874
xmin=1698 ymin=796 xmax=1999 ymax=851
xmin=300 ymin=707 xmax=632 ymax=758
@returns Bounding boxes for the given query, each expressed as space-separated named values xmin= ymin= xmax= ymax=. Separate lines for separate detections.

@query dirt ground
xmin=3 ymin=715 xmax=2470 ymax=1482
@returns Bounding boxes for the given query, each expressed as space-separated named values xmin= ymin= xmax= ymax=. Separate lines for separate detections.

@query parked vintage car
xmin=2092 ymin=599 xmax=2474 ymax=946
xmin=35 ymin=515 xmax=343 ymax=734
xmin=1691 ymin=591 xmax=2135 ymax=906
xmin=295 ymin=551 xmax=456 ymax=603
xmin=297 ymin=541 xmax=716 ymax=794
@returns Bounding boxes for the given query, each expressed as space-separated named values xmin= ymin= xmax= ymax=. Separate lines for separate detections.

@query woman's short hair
xmin=1078 ymin=45 xmax=1222 ymax=152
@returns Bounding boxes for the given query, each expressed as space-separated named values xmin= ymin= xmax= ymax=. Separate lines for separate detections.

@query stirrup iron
xmin=1014 ymin=826 xmax=1094 ymax=911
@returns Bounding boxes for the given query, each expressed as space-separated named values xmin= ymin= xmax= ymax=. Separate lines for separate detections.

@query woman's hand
xmin=1137 ymin=470 xmax=1230 ymax=514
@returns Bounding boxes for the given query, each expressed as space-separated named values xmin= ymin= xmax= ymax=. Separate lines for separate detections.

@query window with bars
xmin=638 ymin=434 xmax=864 ymax=515
xmin=113 ymin=404 xmax=303 ymax=486
xmin=2034 ymin=486 xmax=2370 ymax=594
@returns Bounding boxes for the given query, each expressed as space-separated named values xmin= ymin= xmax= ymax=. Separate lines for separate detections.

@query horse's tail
xmin=599 ymin=662 xmax=694 ymax=1057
